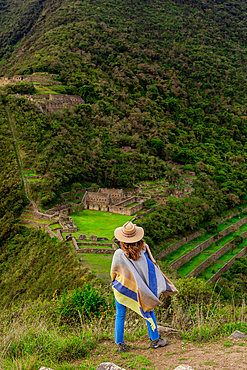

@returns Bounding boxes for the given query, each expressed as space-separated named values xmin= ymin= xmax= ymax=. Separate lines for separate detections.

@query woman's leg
xmin=115 ymin=299 xmax=126 ymax=344
xmin=146 ymin=310 xmax=159 ymax=341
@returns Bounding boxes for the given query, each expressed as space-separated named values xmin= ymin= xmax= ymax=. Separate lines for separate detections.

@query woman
xmin=111 ymin=221 xmax=178 ymax=352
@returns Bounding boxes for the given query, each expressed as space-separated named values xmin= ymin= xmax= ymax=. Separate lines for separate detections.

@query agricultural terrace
xmin=164 ymin=212 xmax=247 ymax=280
xmin=197 ymin=238 xmax=247 ymax=281
xmin=70 ymin=210 xmax=133 ymax=240
xmin=165 ymin=213 xmax=247 ymax=263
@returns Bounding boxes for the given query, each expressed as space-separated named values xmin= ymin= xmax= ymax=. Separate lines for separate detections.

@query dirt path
xmin=6 ymin=108 xmax=38 ymax=211
xmin=80 ymin=337 xmax=247 ymax=370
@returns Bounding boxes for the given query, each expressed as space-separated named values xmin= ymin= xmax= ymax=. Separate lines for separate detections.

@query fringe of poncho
xmin=111 ymin=244 xmax=178 ymax=331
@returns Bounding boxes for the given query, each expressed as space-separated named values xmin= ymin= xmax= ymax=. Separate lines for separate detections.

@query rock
xmin=91 ymin=234 xmax=98 ymax=241
xmin=79 ymin=233 xmax=87 ymax=240
xmin=39 ymin=367 xmax=54 ymax=370
xmin=96 ymin=363 xmax=125 ymax=370
xmin=157 ymin=325 xmax=182 ymax=338
xmin=228 ymin=330 xmax=247 ymax=340
xmin=174 ymin=366 xmax=195 ymax=370
xmin=65 ymin=233 xmax=72 ymax=241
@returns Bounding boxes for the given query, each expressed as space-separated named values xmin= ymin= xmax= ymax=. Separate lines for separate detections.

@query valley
xmin=1 ymin=0 xmax=247 ymax=368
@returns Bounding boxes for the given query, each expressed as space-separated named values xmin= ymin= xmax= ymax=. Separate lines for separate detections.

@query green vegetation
xmin=20 ymin=218 xmax=51 ymax=224
xmin=198 ymin=263 xmax=225 ymax=281
xmin=166 ymin=243 xmax=199 ymax=265
xmin=35 ymin=85 xmax=59 ymax=94
xmin=71 ymin=210 xmax=132 ymax=240
xmin=0 ymin=229 xmax=96 ymax=306
xmin=49 ymin=223 xmax=61 ymax=229
xmin=56 ymin=283 xmax=108 ymax=321
xmin=1 ymin=0 xmax=247 ymax=367
xmin=1 ymin=0 xmax=247 ymax=245
xmin=178 ymin=253 xmax=211 ymax=277
xmin=124 ymin=202 xmax=139 ymax=208
xmin=79 ymin=253 xmax=114 ymax=283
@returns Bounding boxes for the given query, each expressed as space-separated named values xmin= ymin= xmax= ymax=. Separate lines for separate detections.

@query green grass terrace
xmin=70 ymin=210 xmax=133 ymax=240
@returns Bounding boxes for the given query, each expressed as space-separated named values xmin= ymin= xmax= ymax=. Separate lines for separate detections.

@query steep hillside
xmin=1 ymin=0 xmax=247 ymax=242
xmin=1 ymin=0 xmax=247 ymax=303
xmin=0 ymin=0 xmax=48 ymax=61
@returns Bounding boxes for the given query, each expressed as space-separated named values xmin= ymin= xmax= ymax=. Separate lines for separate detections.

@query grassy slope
xmin=79 ymin=253 xmax=114 ymax=283
xmin=0 ymin=229 xmax=95 ymax=306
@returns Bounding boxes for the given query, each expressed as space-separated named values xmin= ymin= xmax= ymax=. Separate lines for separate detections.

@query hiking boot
xmin=118 ymin=342 xmax=127 ymax=352
xmin=150 ymin=337 xmax=168 ymax=349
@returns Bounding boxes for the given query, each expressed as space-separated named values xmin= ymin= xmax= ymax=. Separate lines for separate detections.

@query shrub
xmin=144 ymin=198 xmax=156 ymax=208
xmin=56 ymin=284 xmax=107 ymax=323
xmin=182 ymin=164 xmax=194 ymax=172
xmin=175 ymin=278 xmax=215 ymax=305
xmin=233 ymin=234 xmax=243 ymax=246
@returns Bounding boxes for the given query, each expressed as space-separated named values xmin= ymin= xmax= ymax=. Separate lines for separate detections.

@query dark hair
xmin=121 ymin=239 xmax=145 ymax=260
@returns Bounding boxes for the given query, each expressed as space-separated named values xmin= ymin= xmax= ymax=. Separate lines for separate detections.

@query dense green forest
xmin=1 ymin=0 xmax=247 ymax=303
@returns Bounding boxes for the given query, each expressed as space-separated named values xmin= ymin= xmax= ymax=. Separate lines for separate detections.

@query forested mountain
xmin=1 ymin=0 xmax=247 ymax=301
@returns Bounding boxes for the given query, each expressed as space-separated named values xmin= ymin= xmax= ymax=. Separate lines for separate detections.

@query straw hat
xmin=114 ymin=221 xmax=144 ymax=243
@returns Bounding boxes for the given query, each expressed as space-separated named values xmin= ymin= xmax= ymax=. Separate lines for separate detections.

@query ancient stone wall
xmin=20 ymin=214 xmax=36 ymax=220
xmin=0 ymin=74 xmax=62 ymax=87
xmin=108 ymin=202 xmax=144 ymax=216
xmin=77 ymin=242 xmax=113 ymax=247
xmin=86 ymin=192 xmax=109 ymax=203
xmin=44 ymin=203 xmax=70 ymax=214
xmin=170 ymin=216 xmax=247 ymax=270
xmin=31 ymin=94 xmax=49 ymax=100
xmin=100 ymin=205 xmax=109 ymax=212
xmin=72 ymin=237 xmax=79 ymax=251
xmin=19 ymin=219 xmax=42 ymax=229
xmin=88 ymin=203 xmax=100 ymax=211
xmin=59 ymin=215 xmax=77 ymax=231
xmin=61 ymin=228 xmax=77 ymax=233
xmin=33 ymin=211 xmax=55 ymax=221
xmin=218 ymin=206 xmax=247 ymax=224
xmin=114 ymin=196 xmax=139 ymax=208
xmin=98 ymin=188 xmax=124 ymax=198
xmin=207 ymin=247 xmax=247 ymax=283
xmin=72 ymin=237 xmax=115 ymax=254
xmin=139 ymin=205 xmax=159 ymax=218
xmin=44 ymin=225 xmax=59 ymax=239
xmin=155 ymin=231 xmax=204 ymax=260
xmin=26 ymin=175 xmax=38 ymax=179
xmin=187 ymin=239 xmax=235 ymax=278
xmin=77 ymin=248 xmax=115 ymax=254
xmin=57 ymin=229 xmax=63 ymax=241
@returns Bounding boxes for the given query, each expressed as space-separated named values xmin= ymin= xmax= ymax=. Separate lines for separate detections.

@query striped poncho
xmin=111 ymin=244 xmax=178 ymax=330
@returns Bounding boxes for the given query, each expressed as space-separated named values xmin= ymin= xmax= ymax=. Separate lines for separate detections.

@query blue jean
xmin=115 ymin=299 xmax=159 ymax=343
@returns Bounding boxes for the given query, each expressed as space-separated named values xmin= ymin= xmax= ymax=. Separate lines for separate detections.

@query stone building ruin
xmin=34 ymin=93 xmax=85 ymax=114
xmin=82 ymin=188 xmax=146 ymax=215
xmin=0 ymin=74 xmax=62 ymax=87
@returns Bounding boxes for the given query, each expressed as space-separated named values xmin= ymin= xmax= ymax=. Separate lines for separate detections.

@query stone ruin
xmin=34 ymin=93 xmax=85 ymax=114
xmin=78 ymin=234 xmax=87 ymax=241
xmin=82 ymin=188 xmax=127 ymax=211
xmin=65 ymin=233 xmax=72 ymax=241
xmin=0 ymin=73 xmax=85 ymax=114
xmin=59 ymin=214 xmax=77 ymax=232
xmin=81 ymin=188 xmax=146 ymax=216
xmin=0 ymin=73 xmax=62 ymax=87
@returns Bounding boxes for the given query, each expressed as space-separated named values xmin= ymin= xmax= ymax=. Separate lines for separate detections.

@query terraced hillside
xmin=162 ymin=211 xmax=247 ymax=282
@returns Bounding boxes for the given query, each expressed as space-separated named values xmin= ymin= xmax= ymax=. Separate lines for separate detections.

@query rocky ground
xmin=80 ymin=337 xmax=247 ymax=370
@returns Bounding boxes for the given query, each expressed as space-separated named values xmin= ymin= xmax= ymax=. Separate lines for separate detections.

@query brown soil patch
xmin=80 ymin=336 xmax=247 ymax=370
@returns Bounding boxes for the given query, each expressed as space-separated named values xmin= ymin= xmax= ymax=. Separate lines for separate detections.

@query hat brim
xmin=114 ymin=225 xmax=144 ymax=243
